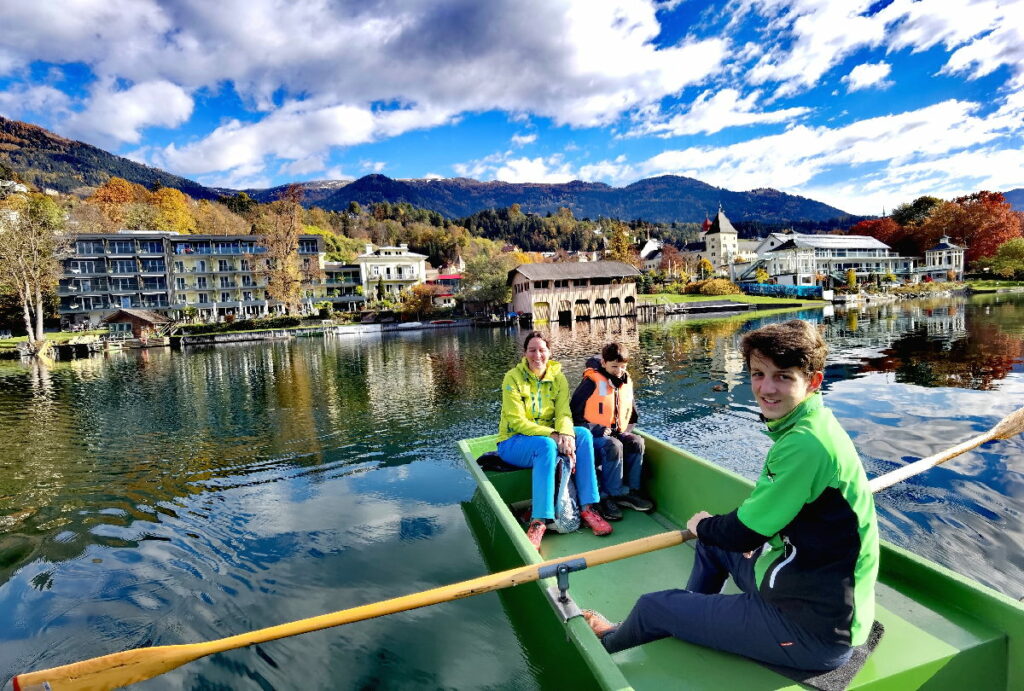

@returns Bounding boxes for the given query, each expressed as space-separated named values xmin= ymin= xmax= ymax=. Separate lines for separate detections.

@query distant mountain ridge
xmin=1004 ymin=188 xmax=1024 ymax=211
xmin=246 ymin=174 xmax=856 ymax=224
xmin=3 ymin=114 xmax=861 ymax=224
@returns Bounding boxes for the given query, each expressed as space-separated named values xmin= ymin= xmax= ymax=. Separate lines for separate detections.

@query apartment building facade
xmin=357 ymin=243 xmax=427 ymax=299
xmin=59 ymin=231 xmax=326 ymax=326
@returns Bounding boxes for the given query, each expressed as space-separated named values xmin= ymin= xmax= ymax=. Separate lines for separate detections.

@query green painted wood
xmin=458 ymin=433 xmax=1024 ymax=690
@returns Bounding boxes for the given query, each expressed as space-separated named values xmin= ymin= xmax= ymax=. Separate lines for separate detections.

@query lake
xmin=1 ymin=292 xmax=1022 ymax=688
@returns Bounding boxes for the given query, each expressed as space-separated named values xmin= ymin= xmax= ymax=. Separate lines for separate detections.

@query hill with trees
xmin=0 ymin=116 xmax=218 ymax=199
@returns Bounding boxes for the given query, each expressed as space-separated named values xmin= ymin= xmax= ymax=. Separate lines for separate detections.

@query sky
xmin=0 ymin=0 xmax=1022 ymax=216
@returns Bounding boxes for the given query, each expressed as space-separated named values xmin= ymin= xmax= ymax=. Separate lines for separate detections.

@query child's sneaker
xmin=526 ymin=520 xmax=546 ymax=550
xmin=580 ymin=508 xmax=613 ymax=536
xmin=615 ymin=491 xmax=654 ymax=512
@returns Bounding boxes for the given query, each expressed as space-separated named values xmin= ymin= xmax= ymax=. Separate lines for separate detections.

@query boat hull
xmin=458 ymin=433 xmax=1024 ymax=690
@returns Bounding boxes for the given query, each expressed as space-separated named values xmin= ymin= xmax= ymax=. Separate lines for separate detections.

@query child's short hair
xmin=601 ymin=342 xmax=630 ymax=363
xmin=740 ymin=320 xmax=827 ymax=375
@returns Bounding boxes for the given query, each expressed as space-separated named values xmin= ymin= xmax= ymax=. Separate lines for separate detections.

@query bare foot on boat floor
xmin=582 ymin=609 xmax=616 ymax=638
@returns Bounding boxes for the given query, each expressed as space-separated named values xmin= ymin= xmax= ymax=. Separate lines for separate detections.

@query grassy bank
xmin=638 ymin=293 xmax=824 ymax=306
xmin=0 ymin=330 xmax=105 ymax=354
xmin=967 ymin=280 xmax=1024 ymax=289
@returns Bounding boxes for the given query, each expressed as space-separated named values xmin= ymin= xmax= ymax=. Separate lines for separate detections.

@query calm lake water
xmin=1 ymin=293 xmax=1022 ymax=689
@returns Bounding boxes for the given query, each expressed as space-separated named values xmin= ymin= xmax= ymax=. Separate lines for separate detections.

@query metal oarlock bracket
xmin=539 ymin=558 xmax=586 ymax=621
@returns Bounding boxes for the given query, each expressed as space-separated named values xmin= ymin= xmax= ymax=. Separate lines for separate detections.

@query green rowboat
xmin=458 ymin=432 xmax=1024 ymax=690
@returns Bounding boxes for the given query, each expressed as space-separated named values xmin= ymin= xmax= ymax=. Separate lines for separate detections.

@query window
xmin=174 ymin=261 xmax=185 ymax=273
xmin=176 ymin=277 xmax=186 ymax=290
xmin=220 ymin=276 xmax=233 ymax=288
xmin=573 ymin=279 xmax=588 ymax=287
xmin=221 ymin=292 xmax=231 ymax=303
xmin=242 ymin=276 xmax=255 ymax=287
xmin=196 ymin=277 xmax=208 ymax=289
xmin=142 ymin=277 xmax=166 ymax=290
xmin=140 ymin=259 xmax=165 ymax=273
xmin=110 ymin=277 xmax=136 ymax=291
xmin=298 ymin=238 xmax=318 ymax=254
xmin=197 ymin=260 xmax=207 ymax=272
xmin=218 ymin=260 xmax=230 ymax=272
xmin=243 ymin=291 xmax=253 ymax=302
xmin=109 ymin=240 xmax=133 ymax=254
xmin=197 ymin=293 xmax=209 ymax=304
xmin=111 ymin=259 xmax=137 ymax=274
xmin=139 ymin=240 xmax=163 ymax=253
xmin=69 ymin=260 xmax=97 ymax=274
xmin=240 ymin=259 xmax=250 ymax=271
xmin=75 ymin=240 xmax=105 ymax=255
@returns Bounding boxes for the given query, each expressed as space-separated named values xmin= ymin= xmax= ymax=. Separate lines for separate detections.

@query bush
xmin=179 ymin=315 xmax=302 ymax=335
xmin=698 ymin=278 xmax=741 ymax=296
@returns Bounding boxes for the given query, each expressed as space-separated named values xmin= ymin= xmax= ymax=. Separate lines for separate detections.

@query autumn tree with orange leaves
xmin=919 ymin=192 xmax=1021 ymax=263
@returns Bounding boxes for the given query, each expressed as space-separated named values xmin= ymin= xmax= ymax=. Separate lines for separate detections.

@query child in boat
xmin=497 ymin=331 xmax=613 ymax=549
xmin=570 ymin=342 xmax=654 ymax=522
xmin=584 ymin=319 xmax=879 ymax=672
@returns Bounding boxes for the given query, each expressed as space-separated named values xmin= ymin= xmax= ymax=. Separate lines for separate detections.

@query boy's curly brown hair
xmin=740 ymin=319 xmax=827 ymax=375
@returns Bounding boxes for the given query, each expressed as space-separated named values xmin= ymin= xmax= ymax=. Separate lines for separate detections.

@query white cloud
xmin=842 ymin=62 xmax=893 ymax=92
xmin=496 ymin=155 xmax=576 ymax=183
xmin=511 ymin=133 xmax=537 ymax=146
xmin=62 ymin=80 xmax=193 ymax=146
xmin=628 ymin=88 xmax=810 ymax=136
xmin=941 ymin=22 xmax=1024 ymax=88
xmin=0 ymin=84 xmax=71 ymax=121
xmin=360 ymin=160 xmax=387 ymax=173
xmin=637 ymin=97 xmax=1023 ymax=214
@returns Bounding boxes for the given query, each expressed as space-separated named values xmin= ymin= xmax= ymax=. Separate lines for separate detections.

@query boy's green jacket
xmin=498 ymin=359 xmax=576 ymax=442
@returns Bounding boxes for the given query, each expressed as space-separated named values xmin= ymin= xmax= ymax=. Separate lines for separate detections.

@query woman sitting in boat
xmin=497 ymin=331 xmax=613 ymax=549
xmin=585 ymin=319 xmax=879 ymax=672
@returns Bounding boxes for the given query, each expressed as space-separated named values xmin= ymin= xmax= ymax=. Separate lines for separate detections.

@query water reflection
xmin=0 ymin=294 xmax=1022 ymax=687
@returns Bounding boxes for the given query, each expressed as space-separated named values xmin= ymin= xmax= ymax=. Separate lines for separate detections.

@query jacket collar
xmin=764 ymin=392 xmax=823 ymax=439
xmin=518 ymin=358 xmax=562 ymax=382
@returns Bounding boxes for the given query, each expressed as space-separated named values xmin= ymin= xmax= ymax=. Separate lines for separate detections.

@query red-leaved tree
xmin=919 ymin=191 xmax=1022 ymax=263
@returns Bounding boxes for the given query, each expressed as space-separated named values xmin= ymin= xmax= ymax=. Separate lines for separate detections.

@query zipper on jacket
xmin=768 ymin=536 xmax=796 ymax=589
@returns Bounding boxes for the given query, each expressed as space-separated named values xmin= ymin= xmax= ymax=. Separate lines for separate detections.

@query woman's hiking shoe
xmin=580 ymin=509 xmax=613 ymax=536
xmin=598 ymin=497 xmax=623 ymax=522
xmin=615 ymin=491 xmax=654 ymax=512
xmin=526 ymin=520 xmax=546 ymax=550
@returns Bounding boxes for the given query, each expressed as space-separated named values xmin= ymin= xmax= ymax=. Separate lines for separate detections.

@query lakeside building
xmin=761 ymin=234 xmax=918 ymax=286
xmin=321 ymin=263 xmax=365 ymax=312
xmin=508 ymin=261 xmax=640 ymax=321
xmin=921 ymin=235 xmax=966 ymax=281
xmin=59 ymin=231 xmax=326 ymax=326
xmin=357 ymin=243 xmax=427 ymax=300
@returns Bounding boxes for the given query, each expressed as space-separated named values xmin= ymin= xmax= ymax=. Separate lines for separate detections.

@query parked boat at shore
xmin=458 ymin=432 xmax=1024 ymax=690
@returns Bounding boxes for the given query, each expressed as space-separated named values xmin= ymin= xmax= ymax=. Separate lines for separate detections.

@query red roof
xmin=437 ymin=274 xmax=462 ymax=280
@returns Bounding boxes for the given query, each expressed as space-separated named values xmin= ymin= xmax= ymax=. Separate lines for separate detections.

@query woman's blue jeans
xmin=497 ymin=427 xmax=600 ymax=520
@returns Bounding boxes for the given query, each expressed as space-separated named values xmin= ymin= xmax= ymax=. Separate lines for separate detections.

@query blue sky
xmin=0 ymin=0 xmax=1022 ymax=215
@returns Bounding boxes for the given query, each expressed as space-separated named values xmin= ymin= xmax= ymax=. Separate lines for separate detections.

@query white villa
xmin=357 ymin=243 xmax=427 ymax=299
xmin=920 ymin=236 xmax=966 ymax=281
xmin=761 ymin=233 xmax=919 ymax=286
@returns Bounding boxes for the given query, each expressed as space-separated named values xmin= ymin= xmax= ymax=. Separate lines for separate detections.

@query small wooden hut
xmin=101 ymin=309 xmax=169 ymax=340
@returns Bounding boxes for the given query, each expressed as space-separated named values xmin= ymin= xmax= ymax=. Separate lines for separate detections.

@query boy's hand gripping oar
xmin=12 ymin=531 xmax=694 ymax=691
xmin=15 ymin=406 xmax=1024 ymax=691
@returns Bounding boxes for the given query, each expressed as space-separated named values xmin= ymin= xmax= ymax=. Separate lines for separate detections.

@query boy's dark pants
xmin=593 ymin=431 xmax=644 ymax=497
xmin=600 ymin=541 xmax=853 ymax=671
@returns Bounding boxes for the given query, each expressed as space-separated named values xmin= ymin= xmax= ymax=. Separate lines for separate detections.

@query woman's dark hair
xmin=740 ymin=319 xmax=827 ymax=375
xmin=601 ymin=342 xmax=629 ymax=363
xmin=522 ymin=330 xmax=550 ymax=351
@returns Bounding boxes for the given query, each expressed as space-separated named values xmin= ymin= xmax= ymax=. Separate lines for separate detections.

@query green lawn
xmin=0 ymin=330 xmax=105 ymax=352
xmin=638 ymin=293 xmax=823 ymax=305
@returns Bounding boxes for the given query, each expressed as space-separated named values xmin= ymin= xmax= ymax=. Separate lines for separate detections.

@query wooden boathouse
xmin=508 ymin=261 xmax=640 ymax=322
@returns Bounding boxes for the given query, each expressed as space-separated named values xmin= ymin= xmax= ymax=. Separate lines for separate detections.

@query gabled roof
xmin=767 ymin=234 xmax=891 ymax=252
xmin=102 ymin=308 xmax=169 ymax=324
xmin=508 ymin=261 xmax=640 ymax=284
xmin=704 ymin=209 xmax=737 ymax=235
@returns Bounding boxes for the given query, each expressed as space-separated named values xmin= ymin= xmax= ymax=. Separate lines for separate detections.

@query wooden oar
xmin=12 ymin=530 xmax=694 ymax=691
xmin=868 ymin=406 xmax=1024 ymax=493
xmin=15 ymin=405 xmax=1024 ymax=691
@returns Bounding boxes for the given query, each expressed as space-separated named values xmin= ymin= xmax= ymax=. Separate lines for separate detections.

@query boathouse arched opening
xmin=533 ymin=301 xmax=551 ymax=322
xmin=624 ymin=296 xmax=636 ymax=316
xmin=593 ymin=298 xmax=607 ymax=319
xmin=574 ymin=299 xmax=591 ymax=321
xmin=608 ymin=297 xmax=621 ymax=317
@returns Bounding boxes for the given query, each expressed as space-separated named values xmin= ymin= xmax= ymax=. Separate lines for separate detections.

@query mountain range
xmin=3 ymin=114 xmax=1021 ymax=223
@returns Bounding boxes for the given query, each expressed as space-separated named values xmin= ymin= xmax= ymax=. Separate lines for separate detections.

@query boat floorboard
xmin=536 ymin=505 xmax=1003 ymax=690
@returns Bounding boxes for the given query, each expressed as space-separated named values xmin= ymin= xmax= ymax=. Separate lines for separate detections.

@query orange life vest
xmin=582 ymin=368 xmax=633 ymax=431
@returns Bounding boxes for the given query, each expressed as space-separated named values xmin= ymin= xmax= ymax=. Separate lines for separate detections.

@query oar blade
xmin=991 ymin=407 xmax=1024 ymax=440
xmin=13 ymin=643 xmax=202 ymax=691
